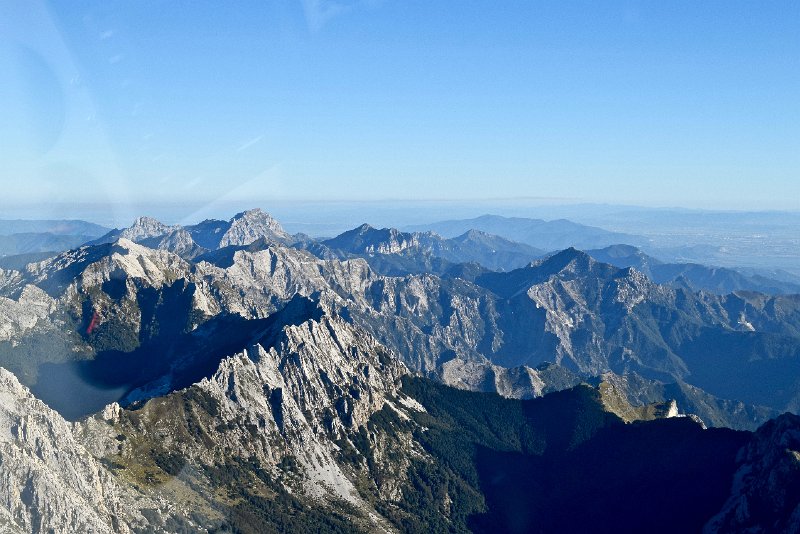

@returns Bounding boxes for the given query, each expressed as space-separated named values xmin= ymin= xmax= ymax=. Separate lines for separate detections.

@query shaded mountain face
xmin=317 ymin=223 xmax=544 ymax=273
xmin=322 ymin=224 xmax=430 ymax=255
xmin=139 ymin=228 xmax=206 ymax=260
xmin=405 ymin=213 xmax=650 ymax=250
xmin=705 ymin=412 xmax=800 ymax=533
xmin=184 ymin=218 xmax=230 ymax=249
xmin=392 ymin=379 xmax=751 ymax=534
xmin=588 ymin=244 xmax=800 ymax=295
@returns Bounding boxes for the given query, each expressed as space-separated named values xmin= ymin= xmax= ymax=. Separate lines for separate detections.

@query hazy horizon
xmin=3 ymin=198 xmax=800 ymax=229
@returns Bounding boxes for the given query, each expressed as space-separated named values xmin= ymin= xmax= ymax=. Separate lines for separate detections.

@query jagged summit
xmin=323 ymin=224 xmax=422 ymax=255
xmin=85 ymin=208 xmax=294 ymax=259
xmin=218 ymin=208 xmax=291 ymax=248
xmin=89 ymin=216 xmax=177 ymax=247
xmin=319 ymin=223 xmax=542 ymax=273
xmin=130 ymin=215 xmax=165 ymax=228
xmin=121 ymin=216 xmax=175 ymax=241
xmin=544 ymin=246 xmax=592 ymax=264
xmin=475 ymin=246 xmax=605 ymax=298
xmin=230 ymin=208 xmax=285 ymax=229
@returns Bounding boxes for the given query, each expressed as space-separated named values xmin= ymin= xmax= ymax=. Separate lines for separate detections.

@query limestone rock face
xmin=193 ymin=310 xmax=407 ymax=501
xmin=86 ymin=304 xmax=409 ymax=532
xmin=0 ymin=286 xmax=54 ymax=342
xmin=324 ymin=225 xmax=423 ymax=255
xmin=0 ymin=369 xmax=144 ymax=534
xmin=87 ymin=210 xmax=294 ymax=259
xmin=319 ymin=224 xmax=543 ymax=272
xmin=4 ymin=210 xmax=800 ymax=532
xmin=15 ymin=237 xmax=192 ymax=299
xmin=140 ymin=228 xmax=207 ymax=259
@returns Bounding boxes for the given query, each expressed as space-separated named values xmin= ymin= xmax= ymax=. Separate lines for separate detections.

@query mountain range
xmin=0 ymin=208 xmax=799 ymax=532
xmin=3 ymin=211 xmax=800 ymax=422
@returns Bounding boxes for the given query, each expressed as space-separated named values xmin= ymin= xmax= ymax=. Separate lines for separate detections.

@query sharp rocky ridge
xmin=0 ymin=300 xmax=411 ymax=532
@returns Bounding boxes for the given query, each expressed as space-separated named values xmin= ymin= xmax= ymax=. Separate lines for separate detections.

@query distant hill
xmin=0 ymin=250 xmax=61 ymax=270
xmin=588 ymin=244 xmax=800 ymax=295
xmin=404 ymin=214 xmax=650 ymax=251
xmin=0 ymin=219 xmax=110 ymax=257
xmin=0 ymin=233 xmax=96 ymax=257
xmin=0 ymin=219 xmax=108 ymax=237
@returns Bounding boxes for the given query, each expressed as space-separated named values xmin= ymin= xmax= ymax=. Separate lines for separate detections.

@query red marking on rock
xmin=87 ymin=312 xmax=99 ymax=334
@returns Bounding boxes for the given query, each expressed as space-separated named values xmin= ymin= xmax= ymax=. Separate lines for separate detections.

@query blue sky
xmin=1 ymin=0 xmax=798 ymax=213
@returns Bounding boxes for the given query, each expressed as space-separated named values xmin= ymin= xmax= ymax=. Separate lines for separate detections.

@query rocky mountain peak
xmin=231 ymin=208 xmax=284 ymax=230
xmin=541 ymin=247 xmax=595 ymax=273
xmin=460 ymin=229 xmax=488 ymax=239
xmin=219 ymin=208 xmax=290 ymax=248
xmin=121 ymin=216 xmax=175 ymax=241
xmin=324 ymin=224 xmax=422 ymax=255
xmin=356 ymin=223 xmax=374 ymax=233
xmin=134 ymin=304 xmax=409 ymax=506
xmin=87 ymin=216 xmax=177 ymax=248
xmin=131 ymin=215 xmax=164 ymax=228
